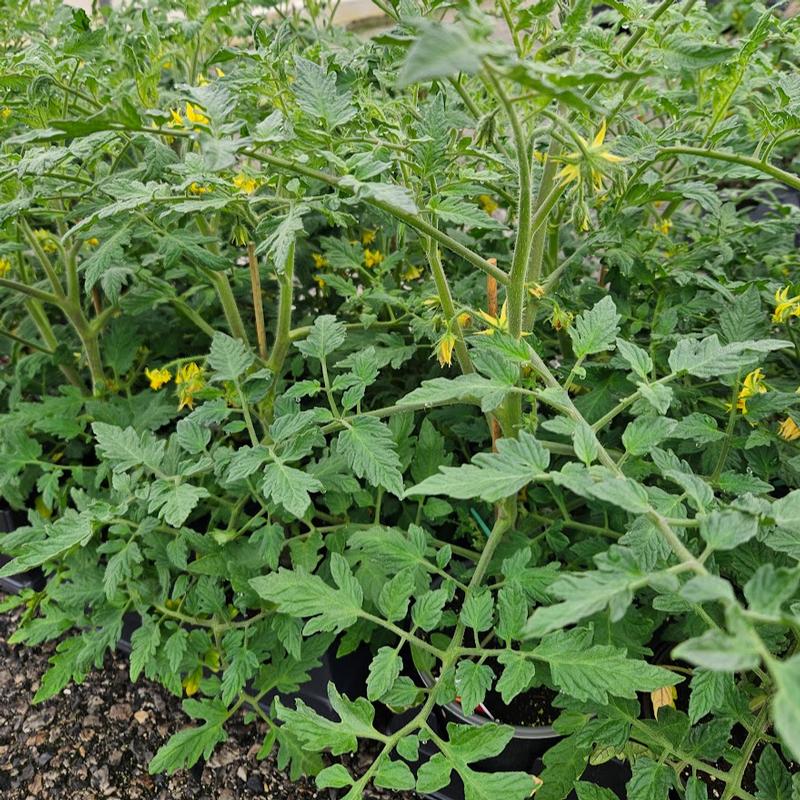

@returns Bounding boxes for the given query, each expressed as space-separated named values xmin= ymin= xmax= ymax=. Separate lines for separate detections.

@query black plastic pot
xmin=392 ymin=665 xmax=630 ymax=800
xmin=0 ymin=507 xmax=45 ymax=594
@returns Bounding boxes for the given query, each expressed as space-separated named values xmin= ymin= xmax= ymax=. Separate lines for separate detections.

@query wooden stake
xmin=247 ymin=242 xmax=268 ymax=360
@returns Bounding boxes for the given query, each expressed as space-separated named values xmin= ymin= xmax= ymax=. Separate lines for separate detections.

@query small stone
xmin=133 ymin=709 xmax=149 ymax=724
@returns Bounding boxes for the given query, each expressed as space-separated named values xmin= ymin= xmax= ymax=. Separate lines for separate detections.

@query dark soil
xmin=484 ymin=683 xmax=559 ymax=728
xmin=0 ymin=596 xmax=414 ymax=800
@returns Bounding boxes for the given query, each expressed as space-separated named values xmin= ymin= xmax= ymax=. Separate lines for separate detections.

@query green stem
xmin=266 ymin=241 xmax=295 ymax=378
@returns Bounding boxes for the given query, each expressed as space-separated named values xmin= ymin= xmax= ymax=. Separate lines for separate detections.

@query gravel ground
xmin=0 ymin=597 xmax=415 ymax=800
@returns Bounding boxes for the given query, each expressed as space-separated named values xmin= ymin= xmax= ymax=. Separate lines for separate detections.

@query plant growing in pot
xmin=2 ymin=0 xmax=800 ymax=799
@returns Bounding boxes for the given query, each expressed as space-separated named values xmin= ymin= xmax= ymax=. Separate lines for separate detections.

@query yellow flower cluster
xmin=170 ymin=101 xmax=209 ymax=129
xmin=401 ymin=264 xmax=423 ymax=281
xmin=736 ymin=368 xmax=767 ymax=413
xmin=778 ymin=417 xmax=800 ymax=441
xmin=772 ymin=286 xmax=800 ymax=323
xmin=363 ymin=248 xmax=383 ymax=268
xmin=86 ymin=237 xmax=100 ymax=247
xmin=312 ymin=253 xmax=328 ymax=269
xmin=232 ymin=172 xmax=258 ymax=194
xmin=188 ymin=182 xmax=210 ymax=195
xmin=33 ymin=228 xmax=58 ymax=254
xmin=558 ymin=120 xmax=624 ymax=190
xmin=1 ymin=107 xmax=11 ymax=121
xmin=0 ymin=256 xmax=11 ymax=277
xmin=176 ymin=362 xmax=205 ymax=410
xmin=145 ymin=367 xmax=172 ymax=391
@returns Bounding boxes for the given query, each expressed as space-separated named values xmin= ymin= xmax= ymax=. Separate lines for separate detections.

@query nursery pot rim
xmin=416 ymin=666 xmax=559 ymax=740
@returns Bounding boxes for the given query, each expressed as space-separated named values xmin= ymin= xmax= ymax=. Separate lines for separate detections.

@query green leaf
xmin=293 ymin=56 xmax=355 ymax=129
xmin=460 ymin=589 xmax=494 ymax=633
xmin=262 ymin=460 xmax=323 ymax=518
xmin=336 ymin=417 xmax=404 ymax=497
xmin=616 ymin=338 xmax=653 ymax=380
xmin=397 ymin=22 xmax=484 ymax=88
xmin=378 ymin=570 xmax=415 ymax=622
xmin=339 ymin=175 xmax=419 ymax=215
xmin=568 ymin=296 xmax=620 ymax=359
xmin=103 ymin=539 xmax=142 ymax=598
xmin=148 ymin=482 xmax=209 ymax=528
xmin=673 ymin=630 xmax=760 ymax=671
xmin=688 ymin=669 xmax=733 ymax=724
xmin=276 ymin=683 xmax=380 ymax=755
xmin=622 ymin=416 xmax=675 ymax=456
xmin=82 ymin=225 xmax=132 ymax=293
xmin=148 ymin=700 xmax=228 ymax=775
xmin=455 ymin=661 xmax=494 ymax=716
xmin=0 ymin=511 xmax=94 ymax=577
xmin=208 ymin=331 xmax=254 ymax=382
xmin=130 ymin=619 xmax=161 ymax=682
xmin=32 ymin=637 xmax=87 ymax=704
xmin=626 ymin=757 xmax=673 ymax=800
xmin=374 ymin=758 xmax=416 ymax=791
xmin=366 ymin=646 xmax=402 ymax=701
xmin=572 ymin=420 xmax=599 ymax=466
xmin=398 ymin=374 xmax=511 ymax=413
xmin=533 ymin=628 xmax=680 ymax=703
xmin=523 ymin=571 xmax=635 ymax=637
xmin=92 ymin=422 xmax=165 ymax=473
xmin=755 ymin=745 xmax=793 ymax=800
xmin=316 ymin=764 xmax=353 ymax=789
xmin=225 ymin=445 xmax=269 ymax=483
xmin=259 ymin=203 xmax=307 ymax=271
xmin=575 ymin=783 xmax=620 ymax=800
xmin=744 ymin=564 xmax=800 ymax=618
xmin=163 ymin=628 xmax=189 ymax=673
xmin=408 ymin=431 xmax=550 ymax=502
xmin=220 ymin=645 xmax=259 ymax=705
xmin=416 ymin=753 xmax=452 ymax=794
xmin=412 ymin=588 xmax=449 ymax=631
xmin=429 ymin=196 xmax=503 ymax=229
xmin=771 ymin=655 xmax=800 ymax=761
xmin=495 ymin=654 xmax=535 ymax=705
xmin=296 ymin=314 xmax=346 ymax=361
xmin=700 ymin=509 xmax=759 ymax=550
xmin=667 ymin=335 xmax=791 ymax=378
xmin=250 ymin=554 xmax=362 ymax=635
xmin=175 ymin=418 xmax=211 ymax=454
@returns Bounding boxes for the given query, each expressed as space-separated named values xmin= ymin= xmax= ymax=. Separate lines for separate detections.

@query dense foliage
xmin=2 ymin=0 xmax=800 ymax=798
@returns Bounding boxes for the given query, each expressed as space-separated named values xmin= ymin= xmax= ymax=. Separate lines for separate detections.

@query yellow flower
xmin=314 ymin=275 xmax=326 ymax=289
xmin=144 ymin=367 xmax=172 ymax=391
xmin=0 ymin=107 xmax=11 ymax=120
xmin=528 ymin=283 xmax=545 ymax=299
xmin=361 ymin=229 xmax=377 ymax=245
xmin=169 ymin=107 xmax=184 ymax=127
xmin=185 ymin=102 xmax=209 ymax=126
xmin=188 ymin=182 xmax=210 ymax=195
xmin=558 ymin=119 xmax=624 ymax=190
xmin=0 ymin=257 xmax=11 ymax=277
xmin=772 ymin=286 xmax=800 ymax=324
xmin=232 ymin=172 xmax=258 ymax=194
xmin=162 ymin=60 xmax=173 ymax=70
xmin=215 ymin=67 xmax=225 ymax=78
xmin=533 ymin=150 xmax=546 ymax=164
xmin=364 ymin=248 xmax=383 ymax=268
xmin=476 ymin=300 xmax=530 ymax=336
xmin=34 ymin=228 xmax=58 ymax=253
xmin=457 ymin=312 xmax=471 ymax=328
xmin=197 ymin=74 xmax=210 ymax=87
xmin=549 ymin=302 xmax=574 ymax=331
xmin=436 ymin=332 xmax=456 ymax=367
xmin=86 ymin=237 xmax=99 ymax=247
xmin=175 ymin=362 xmax=205 ymax=410
xmin=478 ymin=194 xmax=498 ymax=214
xmin=778 ymin=417 xmax=800 ymax=441
xmin=650 ymin=685 xmax=677 ymax=719
xmin=655 ymin=218 xmax=672 ymax=235
xmin=312 ymin=253 xmax=328 ymax=268
xmin=401 ymin=264 xmax=423 ymax=281
xmin=736 ymin=368 xmax=767 ymax=413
